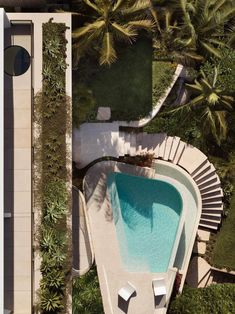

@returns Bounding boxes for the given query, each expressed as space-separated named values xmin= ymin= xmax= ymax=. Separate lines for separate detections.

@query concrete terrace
xmin=84 ymin=161 xmax=177 ymax=314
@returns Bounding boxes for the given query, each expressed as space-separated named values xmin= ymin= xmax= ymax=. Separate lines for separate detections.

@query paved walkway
xmin=4 ymin=25 xmax=32 ymax=313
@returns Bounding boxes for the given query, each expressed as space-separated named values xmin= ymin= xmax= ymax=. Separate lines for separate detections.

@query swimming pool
xmin=108 ymin=172 xmax=183 ymax=273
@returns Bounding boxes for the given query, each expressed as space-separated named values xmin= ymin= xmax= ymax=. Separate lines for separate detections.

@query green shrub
xmin=200 ymin=47 xmax=235 ymax=95
xmin=72 ymin=266 xmax=104 ymax=314
xmin=169 ymin=284 xmax=235 ymax=314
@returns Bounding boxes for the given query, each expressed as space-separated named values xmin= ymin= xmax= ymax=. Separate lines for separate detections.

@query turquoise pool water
xmin=107 ymin=172 xmax=183 ymax=273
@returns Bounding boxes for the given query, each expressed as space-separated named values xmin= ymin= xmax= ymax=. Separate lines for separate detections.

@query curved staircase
xmin=118 ymin=131 xmax=223 ymax=231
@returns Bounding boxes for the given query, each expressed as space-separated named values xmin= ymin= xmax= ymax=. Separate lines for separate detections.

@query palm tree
xmin=151 ymin=4 xmax=203 ymax=65
xmin=170 ymin=67 xmax=234 ymax=144
xmin=72 ymin=0 xmax=153 ymax=65
xmin=178 ymin=0 xmax=235 ymax=59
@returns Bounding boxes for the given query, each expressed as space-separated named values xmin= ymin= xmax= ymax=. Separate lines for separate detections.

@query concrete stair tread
xmin=202 ymin=196 xmax=223 ymax=203
xmin=157 ymin=133 xmax=168 ymax=158
xmin=199 ymin=181 xmax=221 ymax=194
xmin=163 ymin=136 xmax=174 ymax=160
xmin=198 ymin=174 xmax=220 ymax=190
xmin=200 ymin=218 xmax=220 ymax=226
xmin=173 ymin=141 xmax=185 ymax=164
xmin=199 ymin=222 xmax=218 ymax=230
xmin=192 ymin=160 xmax=211 ymax=179
xmin=195 ymin=166 xmax=216 ymax=184
xmin=201 ymin=188 xmax=223 ymax=198
xmin=178 ymin=144 xmax=207 ymax=174
xmin=169 ymin=136 xmax=181 ymax=161
xmin=201 ymin=214 xmax=221 ymax=221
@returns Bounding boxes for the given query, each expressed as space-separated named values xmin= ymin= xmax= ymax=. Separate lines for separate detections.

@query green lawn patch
xmin=73 ymin=38 xmax=176 ymax=124
xmin=169 ymin=284 xmax=235 ymax=314
xmin=211 ymin=171 xmax=235 ymax=270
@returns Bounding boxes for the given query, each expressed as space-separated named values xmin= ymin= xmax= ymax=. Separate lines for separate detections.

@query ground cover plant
xmin=35 ymin=19 xmax=71 ymax=313
xmin=168 ymin=284 xmax=235 ymax=314
xmin=72 ymin=266 xmax=103 ymax=314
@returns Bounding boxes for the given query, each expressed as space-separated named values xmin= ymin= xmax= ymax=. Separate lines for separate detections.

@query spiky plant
xmin=72 ymin=0 xmax=153 ymax=65
xmin=170 ymin=67 xmax=234 ymax=144
xmin=178 ymin=0 xmax=235 ymax=58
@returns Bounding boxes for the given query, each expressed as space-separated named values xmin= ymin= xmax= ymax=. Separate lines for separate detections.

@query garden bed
xmin=34 ymin=19 xmax=71 ymax=313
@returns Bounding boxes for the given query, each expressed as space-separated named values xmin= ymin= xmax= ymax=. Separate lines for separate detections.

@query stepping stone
xmin=193 ymin=241 xmax=206 ymax=254
xmin=198 ymin=230 xmax=210 ymax=239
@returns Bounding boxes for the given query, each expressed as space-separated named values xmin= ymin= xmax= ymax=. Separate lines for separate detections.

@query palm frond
xmin=112 ymin=0 xmax=126 ymax=12
xmin=121 ymin=0 xmax=151 ymax=16
xmin=128 ymin=19 xmax=154 ymax=30
xmin=200 ymin=41 xmax=222 ymax=58
xmin=73 ymin=20 xmax=105 ymax=39
xmin=111 ymin=22 xmax=137 ymax=42
xmin=99 ymin=32 xmax=117 ymax=65
xmin=83 ymin=0 xmax=102 ymax=14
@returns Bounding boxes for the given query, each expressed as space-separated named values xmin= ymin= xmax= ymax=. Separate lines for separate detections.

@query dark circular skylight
xmin=4 ymin=45 xmax=31 ymax=76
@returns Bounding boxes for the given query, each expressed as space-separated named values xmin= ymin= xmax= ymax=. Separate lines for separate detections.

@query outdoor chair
xmin=152 ymin=278 xmax=167 ymax=296
xmin=118 ymin=281 xmax=136 ymax=301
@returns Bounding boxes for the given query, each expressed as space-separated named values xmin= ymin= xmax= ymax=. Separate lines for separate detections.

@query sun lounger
xmin=152 ymin=278 xmax=167 ymax=296
xmin=118 ymin=282 xmax=136 ymax=301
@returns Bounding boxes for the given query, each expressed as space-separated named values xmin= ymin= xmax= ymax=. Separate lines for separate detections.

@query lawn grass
xmin=73 ymin=37 xmax=176 ymax=123
xmin=211 ymin=168 xmax=235 ymax=270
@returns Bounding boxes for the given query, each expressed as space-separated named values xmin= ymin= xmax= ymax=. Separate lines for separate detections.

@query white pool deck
xmin=84 ymin=161 xmax=177 ymax=314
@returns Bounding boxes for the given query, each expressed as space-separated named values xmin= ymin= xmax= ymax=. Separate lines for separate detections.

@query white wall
xmin=0 ymin=8 xmax=10 ymax=313
xmin=0 ymin=8 xmax=4 ymax=314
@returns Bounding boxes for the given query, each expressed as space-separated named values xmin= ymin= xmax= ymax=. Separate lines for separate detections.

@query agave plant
xmin=72 ymin=0 xmax=153 ymax=65
xmin=40 ymin=269 xmax=65 ymax=289
xmin=170 ymin=67 xmax=234 ymax=144
xmin=178 ymin=0 xmax=235 ymax=58
xmin=40 ymin=289 xmax=64 ymax=312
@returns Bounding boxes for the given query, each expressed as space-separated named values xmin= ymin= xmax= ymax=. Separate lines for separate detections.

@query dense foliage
xmin=169 ymin=284 xmax=235 ymax=314
xmin=72 ymin=266 xmax=104 ymax=314
xmin=35 ymin=20 xmax=71 ymax=313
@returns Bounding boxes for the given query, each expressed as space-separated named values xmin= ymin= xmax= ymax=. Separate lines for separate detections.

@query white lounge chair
xmin=118 ymin=282 xmax=136 ymax=301
xmin=152 ymin=278 xmax=167 ymax=296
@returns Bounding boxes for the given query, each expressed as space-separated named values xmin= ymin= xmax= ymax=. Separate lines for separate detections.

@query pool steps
xmin=118 ymin=132 xmax=223 ymax=231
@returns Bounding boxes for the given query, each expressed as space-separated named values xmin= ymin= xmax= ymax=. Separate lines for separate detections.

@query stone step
xmin=202 ymin=195 xmax=223 ymax=203
xmin=201 ymin=188 xmax=223 ymax=198
xmin=136 ymin=133 xmax=143 ymax=153
xmin=198 ymin=174 xmax=220 ymax=190
xmin=158 ymin=135 xmax=168 ymax=159
xmin=195 ymin=165 xmax=216 ymax=185
xmin=163 ymin=136 xmax=174 ymax=161
xmin=146 ymin=134 xmax=155 ymax=153
xmin=178 ymin=145 xmax=208 ymax=174
xmin=201 ymin=213 xmax=221 ymax=220
xmin=169 ymin=136 xmax=181 ymax=161
xmin=173 ymin=141 xmax=185 ymax=164
xmin=202 ymin=202 xmax=223 ymax=209
xmin=192 ymin=160 xmax=211 ymax=180
xmin=200 ymin=218 xmax=220 ymax=226
xmin=153 ymin=133 xmax=167 ymax=158
xmin=202 ymin=206 xmax=223 ymax=214
xmin=199 ymin=223 xmax=218 ymax=230
xmin=199 ymin=180 xmax=221 ymax=194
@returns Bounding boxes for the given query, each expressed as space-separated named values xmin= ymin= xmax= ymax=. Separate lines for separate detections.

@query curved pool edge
xmin=154 ymin=160 xmax=202 ymax=291
xmin=107 ymin=172 xmax=186 ymax=273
